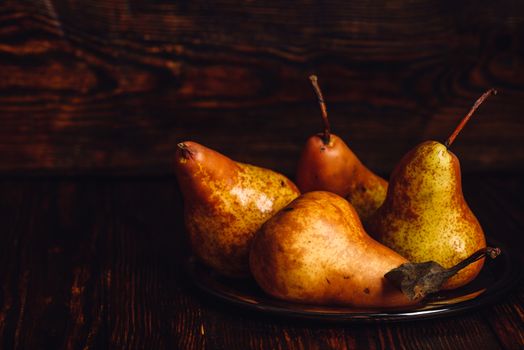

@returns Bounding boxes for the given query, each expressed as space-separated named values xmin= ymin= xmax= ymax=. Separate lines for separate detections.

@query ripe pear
xmin=296 ymin=76 xmax=387 ymax=221
xmin=249 ymin=191 xmax=418 ymax=308
xmin=174 ymin=141 xmax=300 ymax=278
xmin=297 ymin=134 xmax=388 ymax=222
xmin=367 ymin=90 xmax=495 ymax=290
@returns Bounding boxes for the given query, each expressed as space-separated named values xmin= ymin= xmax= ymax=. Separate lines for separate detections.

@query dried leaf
xmin=385 ymin=247 xmax=501 ymax=301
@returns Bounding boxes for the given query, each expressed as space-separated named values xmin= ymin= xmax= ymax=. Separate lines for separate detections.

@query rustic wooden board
xmin=0 ymin=176 xmax=522 ymax=349
xmin=0 ymin=1 xmax=523 ymax=175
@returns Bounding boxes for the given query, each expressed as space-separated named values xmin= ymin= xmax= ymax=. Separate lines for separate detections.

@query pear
xmin=174 ymin=141 xmax=300 ymax=277
xmin=367 ymin=89 xmax=496 ymax=290
xmin=249 ymin=191 xmax=418 ymax=308
xmin=296 ymin=76 xmax=388 ymax=221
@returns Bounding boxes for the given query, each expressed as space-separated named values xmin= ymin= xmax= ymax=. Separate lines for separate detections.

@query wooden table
xmin=0 ymin=175 xmax=522 ymax=349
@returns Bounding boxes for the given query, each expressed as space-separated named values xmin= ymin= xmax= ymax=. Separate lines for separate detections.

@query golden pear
xmin=367 ymin=89 xmax=495 ymax=289
xmin=175 ymin=141 xmax=300 ymax=277
xmin=249 ymin=191 xmax=418 ymax=308
xmin=367 ymin=141 xmax=486 ymax=289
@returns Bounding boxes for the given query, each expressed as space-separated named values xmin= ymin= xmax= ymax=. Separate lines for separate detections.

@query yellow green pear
xmin=367 ymin=90 xmax=495 ymax=289
xmin=249 ymin=191 xmax=418 ymax=308
xmin=174 ymin=141 xmax=300 ymax=278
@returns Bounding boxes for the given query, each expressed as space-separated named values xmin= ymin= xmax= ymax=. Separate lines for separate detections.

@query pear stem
xmin=385 ymin=247 xmax=501 ymax=301
xmin=447 ymin=247 xmax=501 ymax=275
xmin=177 ymin=142 xmax=195 ymax=159
xmin=444 ymin=89 xmax=497 ymax=148
xmin=309 ymin=75 xmax=331 ymax=145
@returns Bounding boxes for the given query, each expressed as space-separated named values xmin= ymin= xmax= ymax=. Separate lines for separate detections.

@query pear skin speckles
xmin=178 ymin=147 xmax=300 ymax=278
xmin=347 ymin=173 xmax=388 ymax=222
xmin=367 ymin=141 xmax=486 ymax=289
xmin=250 ymin=191 xmax=419 ymax=308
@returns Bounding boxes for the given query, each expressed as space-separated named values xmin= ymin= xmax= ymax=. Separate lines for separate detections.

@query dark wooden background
xmin=0 ymin=1 xmax=523 ymax=349
xmin=0 ymin=0 xmax=523 ymax=176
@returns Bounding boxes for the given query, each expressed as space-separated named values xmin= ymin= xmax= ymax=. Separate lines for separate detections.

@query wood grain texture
xmin=0 ymin=176 xmax=522 ymax=349
xmin=0 ymin=1 xmax=523 ymax=175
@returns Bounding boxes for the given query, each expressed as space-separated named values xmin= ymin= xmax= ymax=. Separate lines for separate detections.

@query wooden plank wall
xmin=0 ymin=0 xmax=523 ymax=176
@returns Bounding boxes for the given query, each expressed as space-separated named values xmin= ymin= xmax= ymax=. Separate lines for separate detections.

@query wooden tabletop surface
xmin=0 ymin=175 xmax=522 ymax=349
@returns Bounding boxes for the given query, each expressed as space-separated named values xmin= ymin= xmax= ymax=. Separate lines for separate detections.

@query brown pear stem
xmin=444 ymin=89 xmax=497 ymax=148
xmin=385 ymin=246 xmax=501 ymax=301
xmin=309 ymin=75 xmax=331 ymax=145
xmin=177 ymin=142 xmax=195 ymax=159
xmin=447 ymin=247 xmax=501 ymax=275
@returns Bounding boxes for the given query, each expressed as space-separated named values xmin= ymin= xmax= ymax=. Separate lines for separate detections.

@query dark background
xmin=1 ymin=0 xmax=523 ymax=176
xmin=0 ymin=1 xmax=523 ymax=349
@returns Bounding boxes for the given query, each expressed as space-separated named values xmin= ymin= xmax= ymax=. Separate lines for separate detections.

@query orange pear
xmin=250 ymin=191 xmax=418 ymax=308
xmin=174 ymin=141 xmax=299 ymax=277
xmin=296 ymin=76 xmax=387 ymax=221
